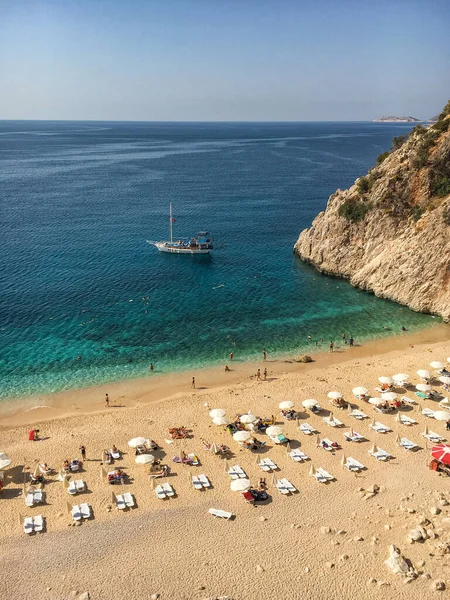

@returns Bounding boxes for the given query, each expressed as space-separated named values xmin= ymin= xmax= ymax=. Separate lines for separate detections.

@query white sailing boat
xmin=147 ymin=204 xmax=214 ymax=255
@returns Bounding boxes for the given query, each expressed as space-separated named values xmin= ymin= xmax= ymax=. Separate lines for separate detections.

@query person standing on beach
xmin=191 ymin=377 xmax=196 ymax=389
xmin=342 ymin=333 xmax=346 ymax=344
xmin=105 ymin=393 xmax=110 ymax=407
xmin=229 ymin=352 xmax=234 ymax=361
xmin=329 ymin=341 xmax=334 ymax=352
xmin=349 ymin=337 xmax=354 ymax=347
xmin=256 ymin=368 xmax=261 ymax=380
xmin=149 ymin=363 xmax=154 ymax=371
xmin=263 ymin=368 xmax=268 ymax=380
xmin=80 ymin=445 xmax=86 ymax=460
xmin=263 ymin=349 xmax=267 ymax=361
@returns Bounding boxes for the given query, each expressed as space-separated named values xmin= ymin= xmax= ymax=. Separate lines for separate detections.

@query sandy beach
xmin=1 ymin=326 xmax=450 ymax=599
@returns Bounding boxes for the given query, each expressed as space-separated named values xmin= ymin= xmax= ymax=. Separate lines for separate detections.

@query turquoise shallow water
xmin=0 ymin=121 xmax=438 ymax=402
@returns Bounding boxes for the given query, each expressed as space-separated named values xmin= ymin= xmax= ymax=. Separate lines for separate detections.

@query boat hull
xmin=151 ymin=241 xmax=212 ymax=254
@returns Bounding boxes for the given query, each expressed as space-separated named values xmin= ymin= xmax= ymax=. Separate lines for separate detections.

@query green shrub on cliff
xmin=432 ymin=175 xmax=450 ymax=198
xmin=376 ymin=151 xmax=390 ymax=165
xmin=338 ymin=199 xmax=372 ymax=223
xmin=391 ymin=135 xmax=407 ymax=151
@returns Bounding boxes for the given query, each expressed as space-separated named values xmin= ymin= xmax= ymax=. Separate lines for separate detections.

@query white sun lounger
xmin=369 ymin=421 xmax=391 ymax=434
xmin=343 ymin=431 xmax=365 ymax=442
xmin=209 ymin=508 xmax=233 ymax=520
xmin=422 ymin=431 xmax=445 ymax=443
xmin=162 ymin=482 xmax=175 ymax=497
xmin=398 ymin=437 xmax=419 ymax=451
xmin=228 ymin=465 xmax=247 ymax=479
xmin=72 ymin=503 xmax=90 ymax=520
xmin=345 ymin=457 xmax=365 ymax=471
xmin=398 ymin=415 xmax=417 ymax=426
xmin=115 ymin=494 xmax=127 ymax=509
xmin=154 ymin=484 xmax=167 ymax=499
xmin=123 ymin=492 xmax=135 ymax=507
xmin=320 ymin=438 xmax=339 ymax=451
xmin=24 ymin=515 xmax=44 ymax=534
xmin=259 ymin=458 xmax=278 ymax=471
xmin=276 ymin=479 xmax=290 ymax=494
xmin=198 ymin=474 xmax=211 ymax=488
xmin=323 ymin=416 xmax=343 ymax=427
xmin=298 ymin=423 xmax=317 ymax=435
xmin=350 ymin=409 xmax=368 ymax=420
xmin=68 ymin=480 xmax=86 ymax=495
xmin=33 ymin=514 xmax=44 ymax=532
xmin=422 ymin=408 xmax=436 ymax=418
xmin=369 ymin=448 xmax=392 ymax=461
xmin=192 ymin=475 xmax=202 ymax=490
xmin=288 ymin=449 xmax=309 ymax=462
xmin=401 ymin=396 xmax=416 ymax=405
xmin=279 ymin=478 xmax=297 ymax=493
xmin=25 ymin=489 xmax=43 ymax=506
xmin=110 ymin=448 xmax=121 ymax=459
xmin=315 ymin=468 xmax=334 ymax=482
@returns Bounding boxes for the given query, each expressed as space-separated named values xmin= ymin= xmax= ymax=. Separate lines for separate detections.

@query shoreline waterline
xmin=2 ymin=322 xmax=448 ymax=428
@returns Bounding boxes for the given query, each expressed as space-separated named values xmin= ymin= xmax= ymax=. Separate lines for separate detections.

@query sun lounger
xmin=349 ymin=409 xmax=368 ymax=420
xmin=323 ymin=416 xmax=343 ymax=427
xmin=269 ymin=434 xmax=289 ymax=444
xmin=228 ymin=465 xmax=246 ymax=479
xmin=123 ymin=492 xmax=135 ymax=508
xmin=110 ymin=448 xmax=121 ymax=459
xmin=33 ymin=514 xmax=44 ymax=532
xmin=279 ymin=478 xmax=297 ymax=493
xmin=242 ymin=490 xmax=255 ymax=503
xmin=259 ymin=458 xmax=278 ymax=471
xmin=400 ymin=396 xmax=416 ymax=405
xmin=154 ymin=485 xmax=167 ymax=499
xmin=23 ymin=516 xmax=34 ymax=534
xmin=298 ymin=423 xmax=317 ymax=435
xmin=68 ymin=479 xmax=86 ymax=495
xmin=198 ymin=474 xmax=211 ymax=488
xmin=416 ymin=392 xmax=430 ymax=399
xmin=398 ymin=437 xmax=419 ymax=451
xmin=25 ymin=489 xmax=43 ymax=506
xmin=80 ymin=503 xmax=91 ymax=519
xmin=275 ymin=480 xmax=290 ymax=494
xmin=369 ymin=421 xmax=391 ymax=434
xmin=72 ymin=504 xmax=83 ymax=520
xmin=25 ymin=492 xmax=35 ymax=507
xmin=369 ymin=448 xmax=392 ymax=461
xmin=422 ymin=431 xmax=445 ymax=443
xmin=162 ymin=482 xmax=175 ymax=497
xmin=187 ymin=453 xmax=199 ymax=466
xmin=24 ymin=515 xmax=44 ymax=534
xmin=209 ymin=508 xmax=233 ymax=520
xmin=345 ymin=457 xmax=365 ymax=471
xmin=343 ymin=431 xmax=365 ymax=442
xmin=320 ymin=438 xmax=339 ymax=451
xmin=288 ymin=449 xmax=309 ymax=462
xmin=398 ymin=415 xmax=417 ymax=426
xmin=192 ymin=475 xmax=202 ymax=490
xmin=422 ymin=408 xmax=436 ymax=418
xmin=315 ymin=468 xmax=334 ymax=482
xmin=115 ymin=494 xmax=127 ymax=509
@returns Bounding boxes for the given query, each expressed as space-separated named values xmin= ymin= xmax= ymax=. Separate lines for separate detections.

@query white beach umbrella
xmin=240 ymin=414 xmax=257 ymax=424
xmin=439 ymin=398 xmax=450 ymax=409
xmin=0 ymin=452 xmax=11 ymax=470
xmin=430 ymin=361 xmax=445 ymax=370
xmin=447 ymin=357 xmax=450 ymax=363
xmin=392 ymin=374 xmax=409 ymax=382
xmin=233 ymin=431 xmax=251 ymax=442
xmin=368 ymin=397 xmax=384 ymax=405
xmin=434 ymin=411 xmax=450 ymax=422
xmin=266 ymin=426 xmax=284 ymax=437
xmin=328 ymin=391 xmax=343 ymax=400
xmin=308 ymin=463 xmax=316 ymax=477
xmin=439 ymin=376 xmax=450 ymax=385
xmin=302 ymin=399 xmax=318 ymax=408
xmin=417 ymin=370 xmax=431 ymax=380
xmin=279 ymin=400 xmax=295 ymax=409
xmin=370 ymin=443 xmax=378 ymax=454
xmin=135 ymin=454 xmax=155 ymax=465
xmin=230 ymin=478 xmax=251 ymax=492
xmin=328 ymin=412 xmax=335 ymax=423
xmin=352 ymin=387 xmax=368 ymax=396
xmin=378 ymin=376 xmax=393 ymax=385
xmin=416 ymin=384 xmax=432 ymax=393
xmin=395 ymin=412 xmax=402 ymax=423
xmin=212 ymin=416 xmax=229 ymax=426
xmin=209 ymin=408 xmax=226 ymax=419
xmin=128 ymin=437 xmax=147 ymax=448
xmin=423 ymin=425 xmax=429 ymax=436
xmin=381 ymin=392 xmax=397 ymax=401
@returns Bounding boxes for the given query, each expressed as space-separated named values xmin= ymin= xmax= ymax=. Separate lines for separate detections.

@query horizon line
xmin=0 ymin=118 xmax=429 ymax=124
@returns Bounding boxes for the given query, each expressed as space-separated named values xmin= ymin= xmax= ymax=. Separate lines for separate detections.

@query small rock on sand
xmin=339 ymin=555 xmax=349 ymax=561
xmin=78 ymin=594 xmax=90 ymax=600
xmin=150 ymin=595 xmax=160 ymax=600
xmin=385 ymin=545 xmax=417 ymax=578
xmin=431 ymin=581 xmax=446 ymax=591
xmin=255 ymin=565 xmax=265 ymax=573
xmin=430 ymin=507 xmax=441 ymax=515
xmin=320 ymin=526 xmax=331 ymax=534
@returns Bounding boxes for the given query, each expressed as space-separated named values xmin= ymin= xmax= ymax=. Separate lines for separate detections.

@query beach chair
xmin=275 ymin=480 xmax=290 ymax=494
xmin=320 ymin=438 xmax=339 ymax=451
xmin=315 ymin=468 xmax=334 ymax=482
xmin=110 ymin=448 xmax=121 ymax=459
xmin=415 ymin=392 xmax=430 ymax=400
xmin=298 ymin=423 xmax=317 ymax=435
xmin=123 ymin=492 xmax=135 ymax=508
xmin=398 ymin=415 xmax=417 ymax=426
xmin=242 ymin=491 xmax=255 ymax=503
xmin=192 ymin=475 xmax=202 ymax=490
xmin=154 ymin=485 xmax=167 ymax=499
xmin=208 ymin=508 xmax=233 ymax=520
xmin=288 ymin=449 xmax=309 ymax=462
xmin=343 ymin=431 xmax=365 ymax=442
xmin=24 ymin=517 xmax=34 ymax=534
xmin=67 ymin=481 xmax=77 ymax=495
xmin=259 ymin=458 xmax=277 ymax=471
xmin=79 ymin=503 xmax=91 ymax=519
xmin=72 ymin=504 xmax=83 ymax=520
xmin=33 ymin=515 xmax=44 ymax=532
xmin=198 ymin=474 xmax=211 ymax=488
xmin=349 ymin=409 xmax=368 ymax=420
xmin=187 ymin=453 xmax=199 ymax=466
xmin=162 ymin=483 xmax=175 ymax=497
xmin=227 ymin=466 xmax=239 ymax=480
xmin=398 ymin=437 xmax=419 ymax=451
xmin=115 ymin=494 xmax=126 ymax=510
xmin=344 ymin=457 xmax=365 ymax=471
xmin=422 ymin=408 xmax=436 ymax=418
xmin=279 ymin=478 xmax=297 ymax=493
xmin=25 ymin=492 xmax=35 ymax=507
xmin=422 ymin=430 xmax=445 ymax=443
xmin=323 ymin=415 xmax=343 ymax=427
xmin=400 ymin=396 xmax=416 ymax=405
xmin=369 ymin=448 xmax=392 ymax=461
xmin=369 ymin=421 xmax=391 ymax=434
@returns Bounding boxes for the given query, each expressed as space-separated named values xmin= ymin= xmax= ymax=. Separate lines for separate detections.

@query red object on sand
xmin=431 ymin=444 xmax=450 ymax=465
xmin=28 ymin=429 xmax=36 ymax=441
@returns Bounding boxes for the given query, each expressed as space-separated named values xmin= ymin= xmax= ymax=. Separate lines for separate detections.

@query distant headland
xmin=373 ymin=116 xmax=421 ymax=123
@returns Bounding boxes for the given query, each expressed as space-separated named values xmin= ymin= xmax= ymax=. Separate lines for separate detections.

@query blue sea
xmin=0 ymin=120 xmax=437 ymax=403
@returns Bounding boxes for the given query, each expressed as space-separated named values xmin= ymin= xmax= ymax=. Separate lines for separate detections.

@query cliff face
xmin=295 ymin=107 xmax=450 ymax=322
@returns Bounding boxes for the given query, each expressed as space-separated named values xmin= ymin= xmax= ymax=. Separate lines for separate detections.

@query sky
xmin=0 ymin=0 xmax=449 ymax=121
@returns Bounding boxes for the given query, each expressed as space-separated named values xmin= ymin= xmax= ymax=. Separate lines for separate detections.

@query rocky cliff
xmin=295 ymin=102 xmax=450 ymax=322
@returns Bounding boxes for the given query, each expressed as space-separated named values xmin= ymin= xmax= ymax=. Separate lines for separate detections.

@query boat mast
xmin=169 ymin=203 xmax=173 ymax=243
